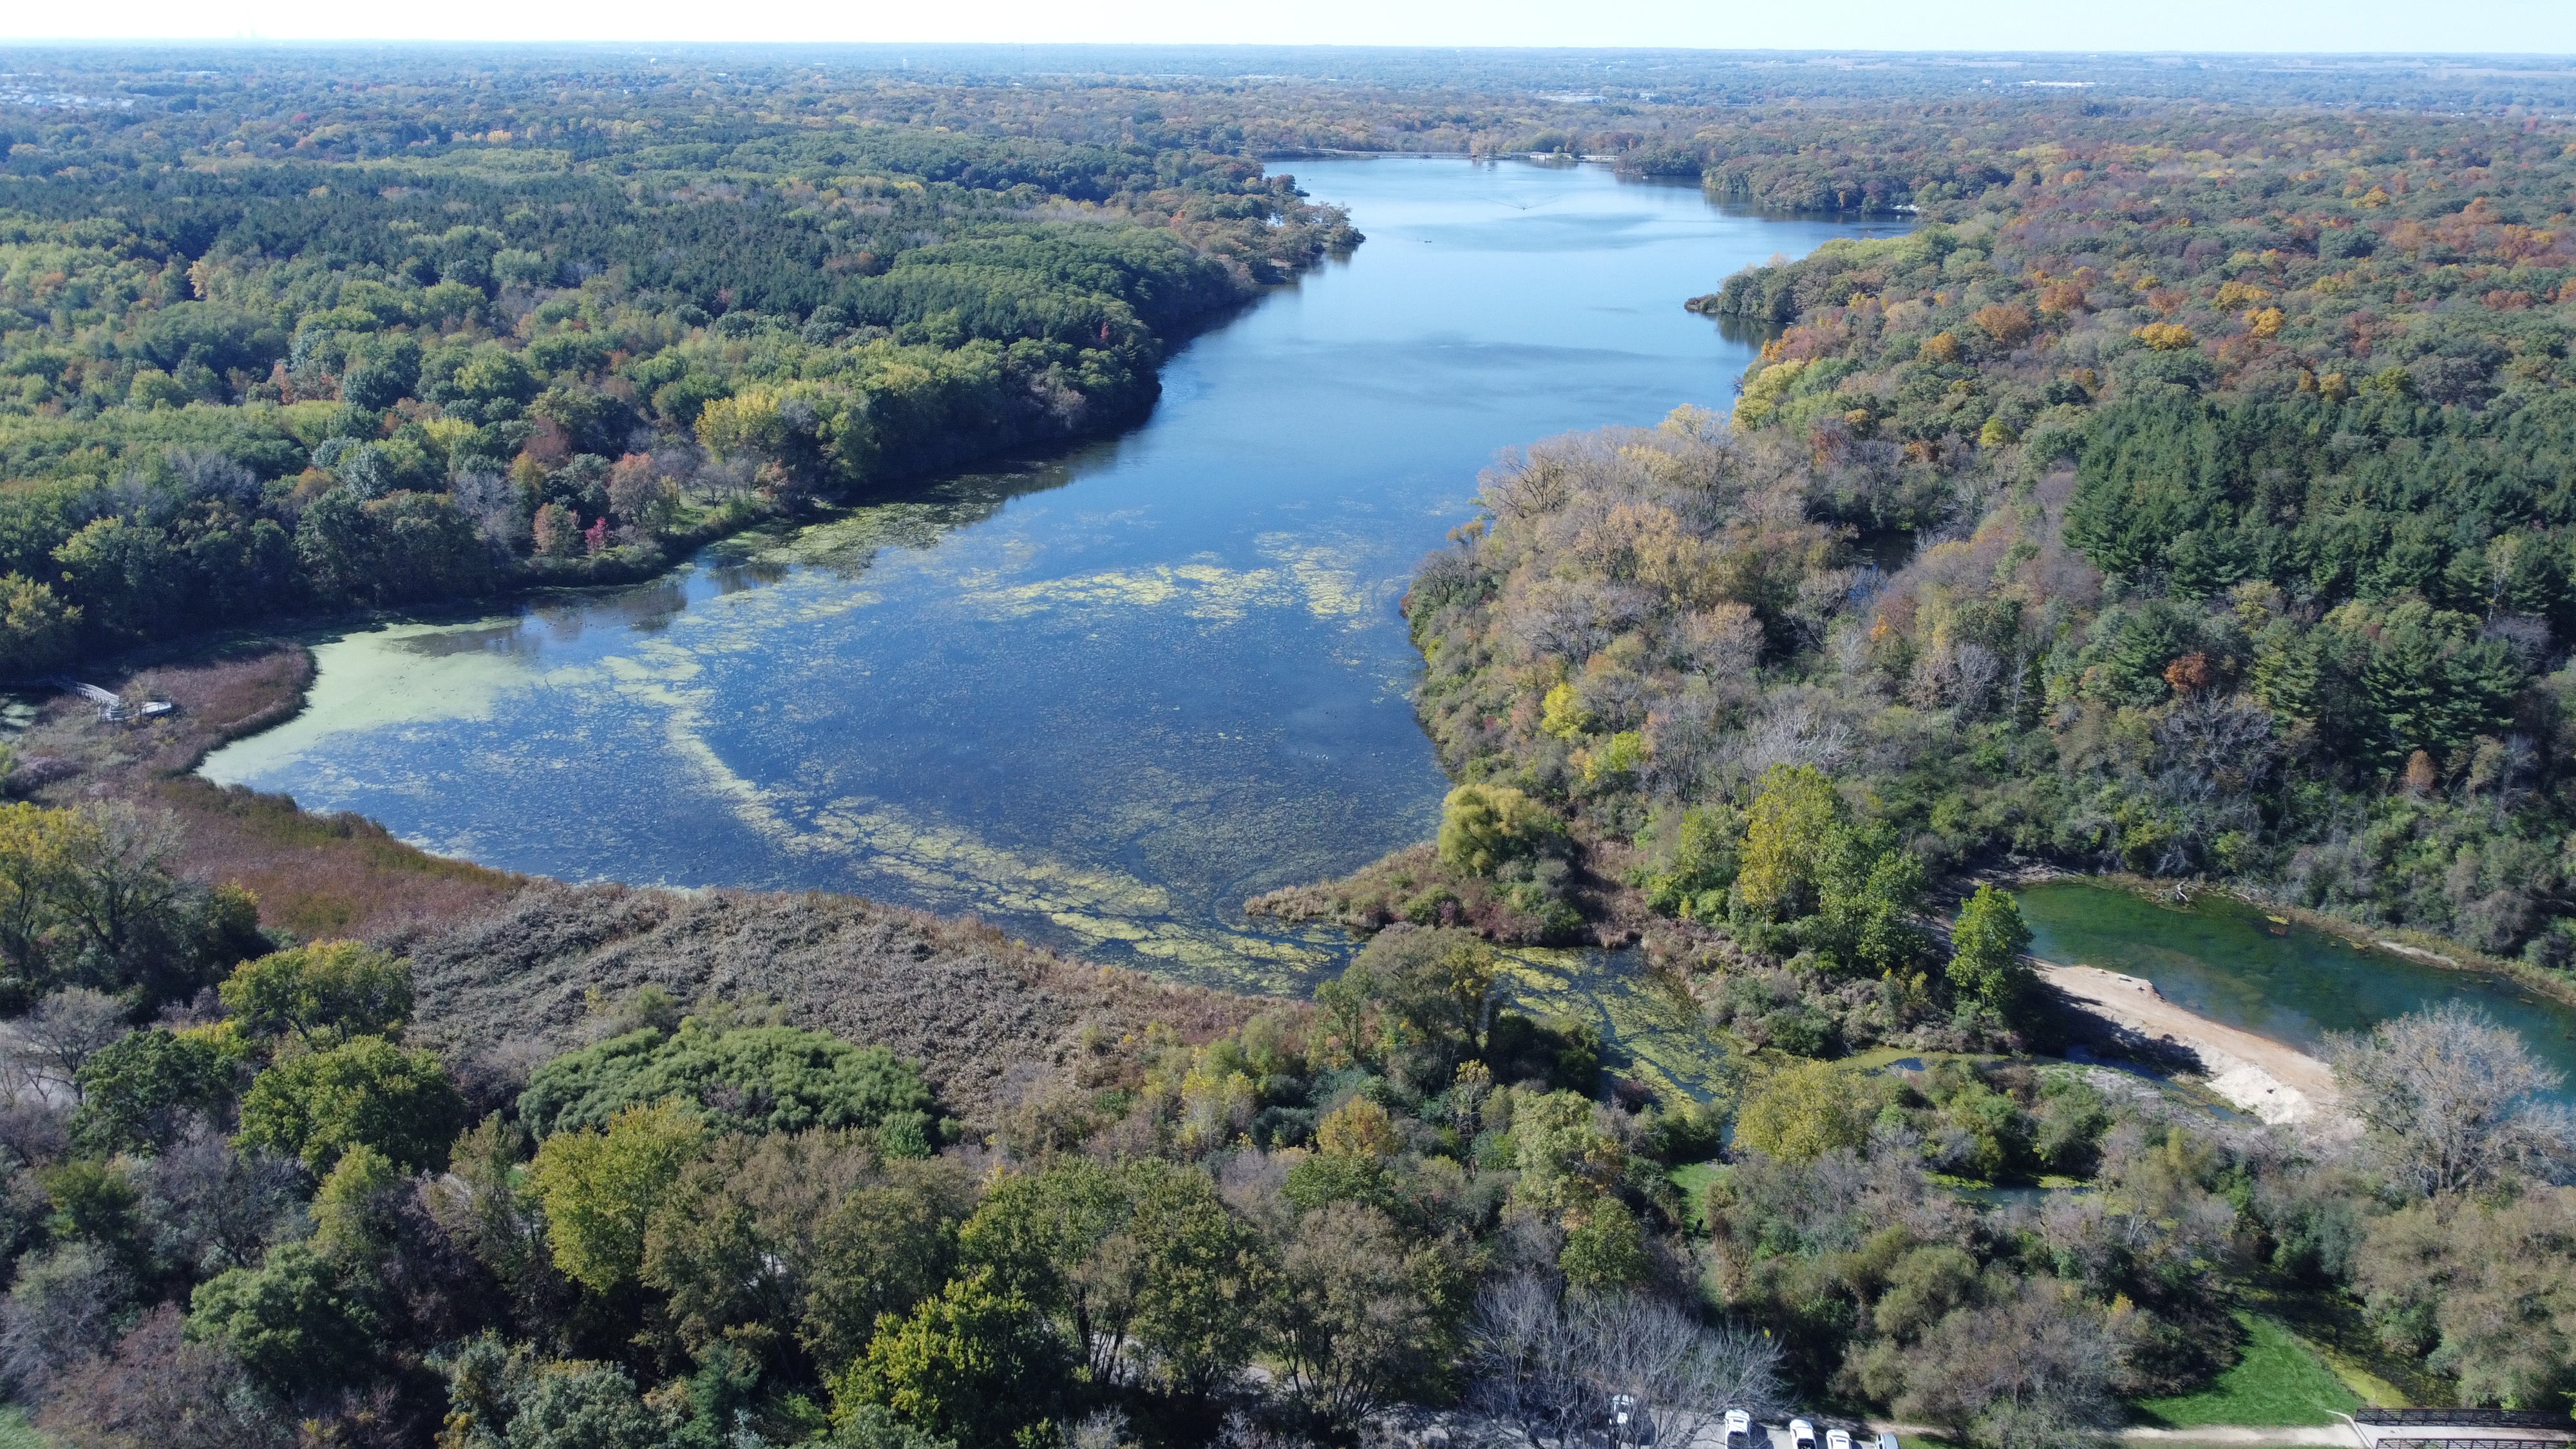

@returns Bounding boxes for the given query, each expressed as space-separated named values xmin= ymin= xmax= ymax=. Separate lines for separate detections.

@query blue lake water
xmin=202 ymin=158 xmax=1900 ymax=1015
xmin=198 ymin=158 xmax=2576 ymax=1096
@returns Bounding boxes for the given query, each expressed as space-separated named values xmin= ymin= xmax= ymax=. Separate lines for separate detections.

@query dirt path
xmin=2042 ymin=963 xmax=2345 ymax=1127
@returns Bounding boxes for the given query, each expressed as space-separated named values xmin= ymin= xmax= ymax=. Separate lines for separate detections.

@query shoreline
xmin=2041 ymin=961 xmax=2346 ymax=1128
xmin=1998 ymin=864 xmax=2576 ymax=1019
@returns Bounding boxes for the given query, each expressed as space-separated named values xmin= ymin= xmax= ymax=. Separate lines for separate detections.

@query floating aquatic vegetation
xmin=195 ymin=158 xmax=1867 ymax=1091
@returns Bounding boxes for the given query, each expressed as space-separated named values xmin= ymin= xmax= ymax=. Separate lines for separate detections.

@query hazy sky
xmin=4 ymin=0 xmax=2573 ymax=55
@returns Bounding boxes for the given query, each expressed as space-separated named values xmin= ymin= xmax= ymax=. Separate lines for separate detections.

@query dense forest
xmin=1383 ymin=102 xmax=2576 ymax=971
xmin=1274 ymin=91 xmax=2576 ymax=1441
xmin=4 ymin=45 xmax=2576 ymax=1449
xmin=0 ymin=57 xmax=1358 ymax=671
xmin=5 ymin=777 xmax=2571 ymax=1449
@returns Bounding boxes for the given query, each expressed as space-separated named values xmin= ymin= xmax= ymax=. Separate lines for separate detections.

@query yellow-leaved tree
xmin=1732 ymin=763 xmax=1841 ymax=921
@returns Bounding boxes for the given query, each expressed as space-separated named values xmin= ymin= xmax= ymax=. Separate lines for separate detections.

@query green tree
xmin=797 ymin=1161 xmax=974 ymax=1374
xmin=1317 ymin=925 xmax=1503 ymax=1085
xmin=218 ymin=939 xmax=413 ymax=1043
xmin=1734 ymin=1061 xmax=1880 ymax=1163
xmin=1641 ymin=803 xmax=1745 ymax=920
xmin=1125 ymin=1164 xmax=1274 ymax=1397
xmin=185 ymin=1238 xmax=381 ymax=1394
xmin=0 ymin=573 xmax=81 ymax=675
xmin=1948 ymin=884 xmax=2037 ymax=1017
xmin=834 ymin=1269 xmax=1065 ymax=1448
xmin=1811 ymin=835 xmax=1931 ymax=978
xmin=1435 ymin=783 xmax=1556 ymax=877
xmin=233 ymin=1034 xmax=466 ymax=1173
xmin=1734 ymin=764 xmax=1841 ymax=920
xmin=526 ymin=1099 xmax=706 ymax=1294
xmin=1558 ymin=1198 xmax=1649 ymax=1291
xmin=501 ymin=1361 xmax=668 ymax=1449
xmin=1510 ymin=1090 xmax=1625 ymax=1216
xmin=311 ymin=1142 xmax=404 ymax=1260
xmin=70 ymin=1027 xmax=234 ymax=1156
xmin=956 ymin=1158 xmax=1139 ymax=1384
xmin=1273 ymin=1200 xmax=1463 ymax=1426
xmin=35 ymin=1158 xmax=141 ymax=1259
xmin=0 ymin=800 xmax=80 ymax=987
xmin=826 ymin=1404 xmax=956 ymax=1449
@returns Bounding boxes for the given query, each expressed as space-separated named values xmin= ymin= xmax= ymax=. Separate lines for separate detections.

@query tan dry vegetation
xmin=398 ymin=882 xmax=1267 ymax=1126
xmin=11 ymin=645 xmax=1267 ymax=1128
xmin=9 ymin=645 xmax=522 ymax=941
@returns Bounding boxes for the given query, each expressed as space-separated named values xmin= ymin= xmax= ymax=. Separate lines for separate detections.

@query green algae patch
xmin=1497 ymin=946 xmax=1736 ymax=1104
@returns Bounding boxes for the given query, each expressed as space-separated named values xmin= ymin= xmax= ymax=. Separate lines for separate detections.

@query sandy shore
xmin=2041 ymin=963 xmax=2344 ymax=1126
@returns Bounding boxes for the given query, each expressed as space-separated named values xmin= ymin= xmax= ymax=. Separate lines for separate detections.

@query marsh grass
xmin=12 ymin=645 xmax=522 ymax=941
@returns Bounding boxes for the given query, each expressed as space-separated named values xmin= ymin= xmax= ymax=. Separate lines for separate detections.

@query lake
xmin=201 ymin=158 xmax=1899 ymax=1066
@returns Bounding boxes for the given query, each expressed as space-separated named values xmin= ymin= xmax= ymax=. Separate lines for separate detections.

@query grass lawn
xmin=2136 ymin=1312 xmax=2362 ymax=1427
xmin=1669 ymin=1161 xmax=1727 ymax=1233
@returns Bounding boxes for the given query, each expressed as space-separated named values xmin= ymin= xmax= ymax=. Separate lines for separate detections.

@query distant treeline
xmin=0 ymin=93 xmax=1356 ymax=672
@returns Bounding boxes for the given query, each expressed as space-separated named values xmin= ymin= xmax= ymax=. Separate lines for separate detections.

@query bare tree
xmin=0 ymin=1242 xmax=131 ymax=1396
xmin=164 ymin=449 xmax=263 ymax=509
xmin=2324 ymin=1000 xmax=2576 ymax=1197
xmin=1886 ymin=1280 xmax=2128 ymax=1449
xmin=450 ymin=470 xmax=522 ymax=551
xmin=53 ymin=803 xmax=185 ymax=967
xmin=1068 ymin=1408 xmax=1135 ymax=1449
xmin=1734 ymin=692 xmax=1853 ymax=779
xmin=6 ymin=989 xmax=130 ymax=1100
xmin=1576 ymin=1292 xmax=1785 ymax=1449
xmin=1467 ymin=1274 xmax=1591 ymax=1448
xmin=1468 ymin=1274 xmax=1783 ymax=1448
xmin=1946 ymin=642 xmax=2004 ymax=718
xmin=32 ymin=1304 xmax=290 ymax=1449
xmin=135 ymin=1129 xmax=310 ymax=1277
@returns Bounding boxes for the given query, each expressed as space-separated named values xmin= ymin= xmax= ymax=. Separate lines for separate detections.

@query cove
xmin=202 ymin=157 xmax=1900 ymax=1075
xmin=2019 ymin=879 xmax=2576 ymax=1096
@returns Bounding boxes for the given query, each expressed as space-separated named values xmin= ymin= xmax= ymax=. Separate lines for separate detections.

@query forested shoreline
xmin=1359 ymin=102 xmax=2576 ymax=972
xmin=3 ymin=46 xmax=2576 ymax=1449
xmin=0 ymin=59 xmax=1359 ymax=674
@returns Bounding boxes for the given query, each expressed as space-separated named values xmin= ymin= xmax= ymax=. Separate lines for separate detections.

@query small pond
xmin=2018 ymin=879 xmax=2576 ymax=1096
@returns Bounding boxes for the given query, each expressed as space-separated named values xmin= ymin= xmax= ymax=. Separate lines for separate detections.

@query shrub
xmin=516 ymin=1017 xmax=937 ymax=1146
xmin=1734 ymin=1061 xmax=1880 ymax=1163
